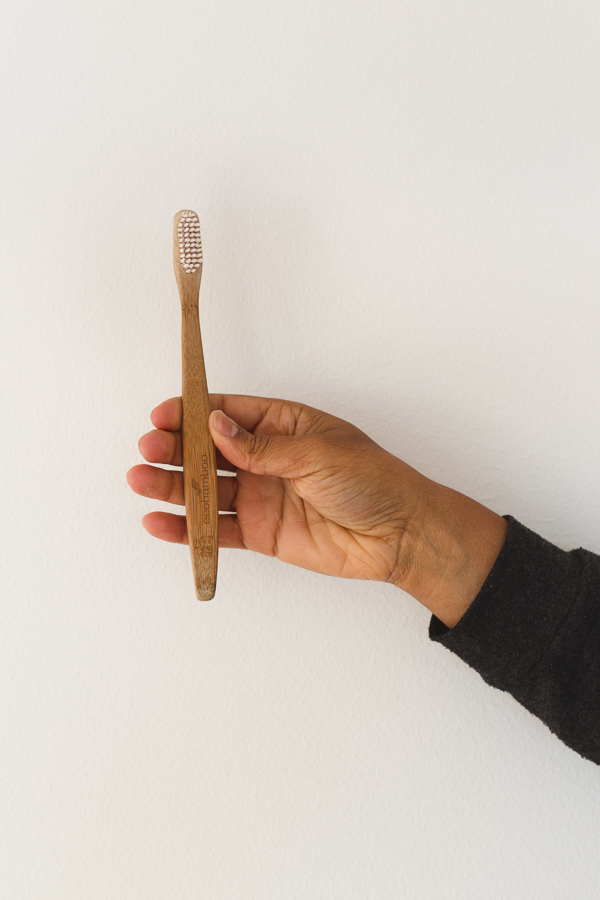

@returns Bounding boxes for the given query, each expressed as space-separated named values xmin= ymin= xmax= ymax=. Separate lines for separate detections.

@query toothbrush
xmin=173 ymin=210 xmax=218 ymax=600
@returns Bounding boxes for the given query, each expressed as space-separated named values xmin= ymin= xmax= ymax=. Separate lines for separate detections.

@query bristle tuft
xmin=178 ymin=211 xmax=203 ymax=273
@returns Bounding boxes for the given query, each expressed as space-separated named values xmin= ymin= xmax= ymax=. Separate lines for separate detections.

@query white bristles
xmin=177 ymin=211 xmax=203 ymax=273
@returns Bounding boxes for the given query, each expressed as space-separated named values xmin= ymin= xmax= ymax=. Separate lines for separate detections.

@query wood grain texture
xmin=173 ymin=211 xmax=218 ymax=601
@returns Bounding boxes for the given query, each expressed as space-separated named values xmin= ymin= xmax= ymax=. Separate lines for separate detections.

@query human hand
xmin=126 ymin=394 xmax=425 ymax=586
xmin=127 ymin=394 xmax=508 ymax=626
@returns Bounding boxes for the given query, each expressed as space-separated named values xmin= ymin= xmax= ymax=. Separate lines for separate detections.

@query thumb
xmin=209 ymin=409 xmax=310 ymax=478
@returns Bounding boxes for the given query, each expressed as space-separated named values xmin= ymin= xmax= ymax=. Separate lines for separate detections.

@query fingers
xmin=142 ymin=511 xmax=186 ymax=543
xmin=127 ymin=464 xmax=182 ymax=504
xmin=144 ymin=394 xmax=338 ymax=477
xmin=141 ymin=512 xmax=246 ymax=549
xmin=150 ymin=394 xmax=314 ymax=437
xmin=127 ymin=466 xmax=238 ymax=511
xmin=209 ymin=409 xmax=319 ymax=479
xmin=150 ymin=394 xmax=272 ymax=433
xmin=139 ymin=428 xmax=182 ymax=466
xmin=149 ymin=397 xmax=182 ymax=431
xmin=138 ymin=428 xmax=235 ymax=472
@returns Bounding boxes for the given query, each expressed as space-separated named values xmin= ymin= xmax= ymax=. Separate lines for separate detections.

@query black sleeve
xmin=429 ymin=516 xmax=600 ymax=764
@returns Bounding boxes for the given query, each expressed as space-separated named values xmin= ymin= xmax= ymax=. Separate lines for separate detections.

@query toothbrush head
xmin=173 ymin=210 xmax=203 ymax=301
xmin=177 ymin=210 xmax=203 ymax=273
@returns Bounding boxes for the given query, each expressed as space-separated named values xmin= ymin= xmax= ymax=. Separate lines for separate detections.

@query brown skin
xmin=126 ymin=394 xmax=508 ymax=628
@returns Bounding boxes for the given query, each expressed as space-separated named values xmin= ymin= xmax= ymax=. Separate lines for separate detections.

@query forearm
xmin=396 ymin=477 xmax=509 ymax=629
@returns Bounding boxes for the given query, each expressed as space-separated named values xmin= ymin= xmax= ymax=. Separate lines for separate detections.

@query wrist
xmin=394 ymin=478 xmax=508 ymax=629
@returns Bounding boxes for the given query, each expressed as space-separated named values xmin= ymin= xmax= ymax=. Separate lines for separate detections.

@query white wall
xmin=2 ymin=0 xmax=600 ymax=896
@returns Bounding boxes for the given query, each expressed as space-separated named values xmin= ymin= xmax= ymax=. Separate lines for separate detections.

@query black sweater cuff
xmin=429 ymin=516 xmax=581 ymax=688
xmin=428 ymin=516 xmax=600 ymax=763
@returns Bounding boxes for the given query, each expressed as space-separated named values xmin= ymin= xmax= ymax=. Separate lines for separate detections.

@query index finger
xmin=150 ymin=394 xmax=306 ymax=436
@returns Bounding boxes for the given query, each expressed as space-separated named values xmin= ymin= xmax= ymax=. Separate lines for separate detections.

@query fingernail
xmin=214 ymin=410 xmax=239 ymax=438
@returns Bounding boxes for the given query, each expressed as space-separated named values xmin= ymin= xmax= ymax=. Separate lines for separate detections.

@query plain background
xmin=2 ymin=0 xmax=600 ymax=896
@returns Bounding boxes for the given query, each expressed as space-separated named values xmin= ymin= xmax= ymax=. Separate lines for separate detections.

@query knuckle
xmin=245 ymin=433 xmax=271 ymax=467
xmin=165 ymin=470 xmax=179 ymax=504
xmin=286 ymin=444 xmax=309 ymax=474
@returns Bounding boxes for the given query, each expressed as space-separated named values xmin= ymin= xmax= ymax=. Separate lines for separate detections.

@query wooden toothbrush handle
xmin=181 ymin=305 xmax=218 ymax=600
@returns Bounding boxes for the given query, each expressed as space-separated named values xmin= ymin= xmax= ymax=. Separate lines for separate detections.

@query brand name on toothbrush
xmin=201 ymin=454 xmax=210 ymax=524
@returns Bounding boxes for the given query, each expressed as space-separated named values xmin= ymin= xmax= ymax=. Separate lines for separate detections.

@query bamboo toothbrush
xmin=173 ymin=210 xmax=218 ymax=600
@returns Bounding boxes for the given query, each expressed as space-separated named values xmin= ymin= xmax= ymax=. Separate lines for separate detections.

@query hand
xmin=126 ymin=394 xmax=425 ymax=585
xmin=126 ymin=393 xmax=508 ymax=626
